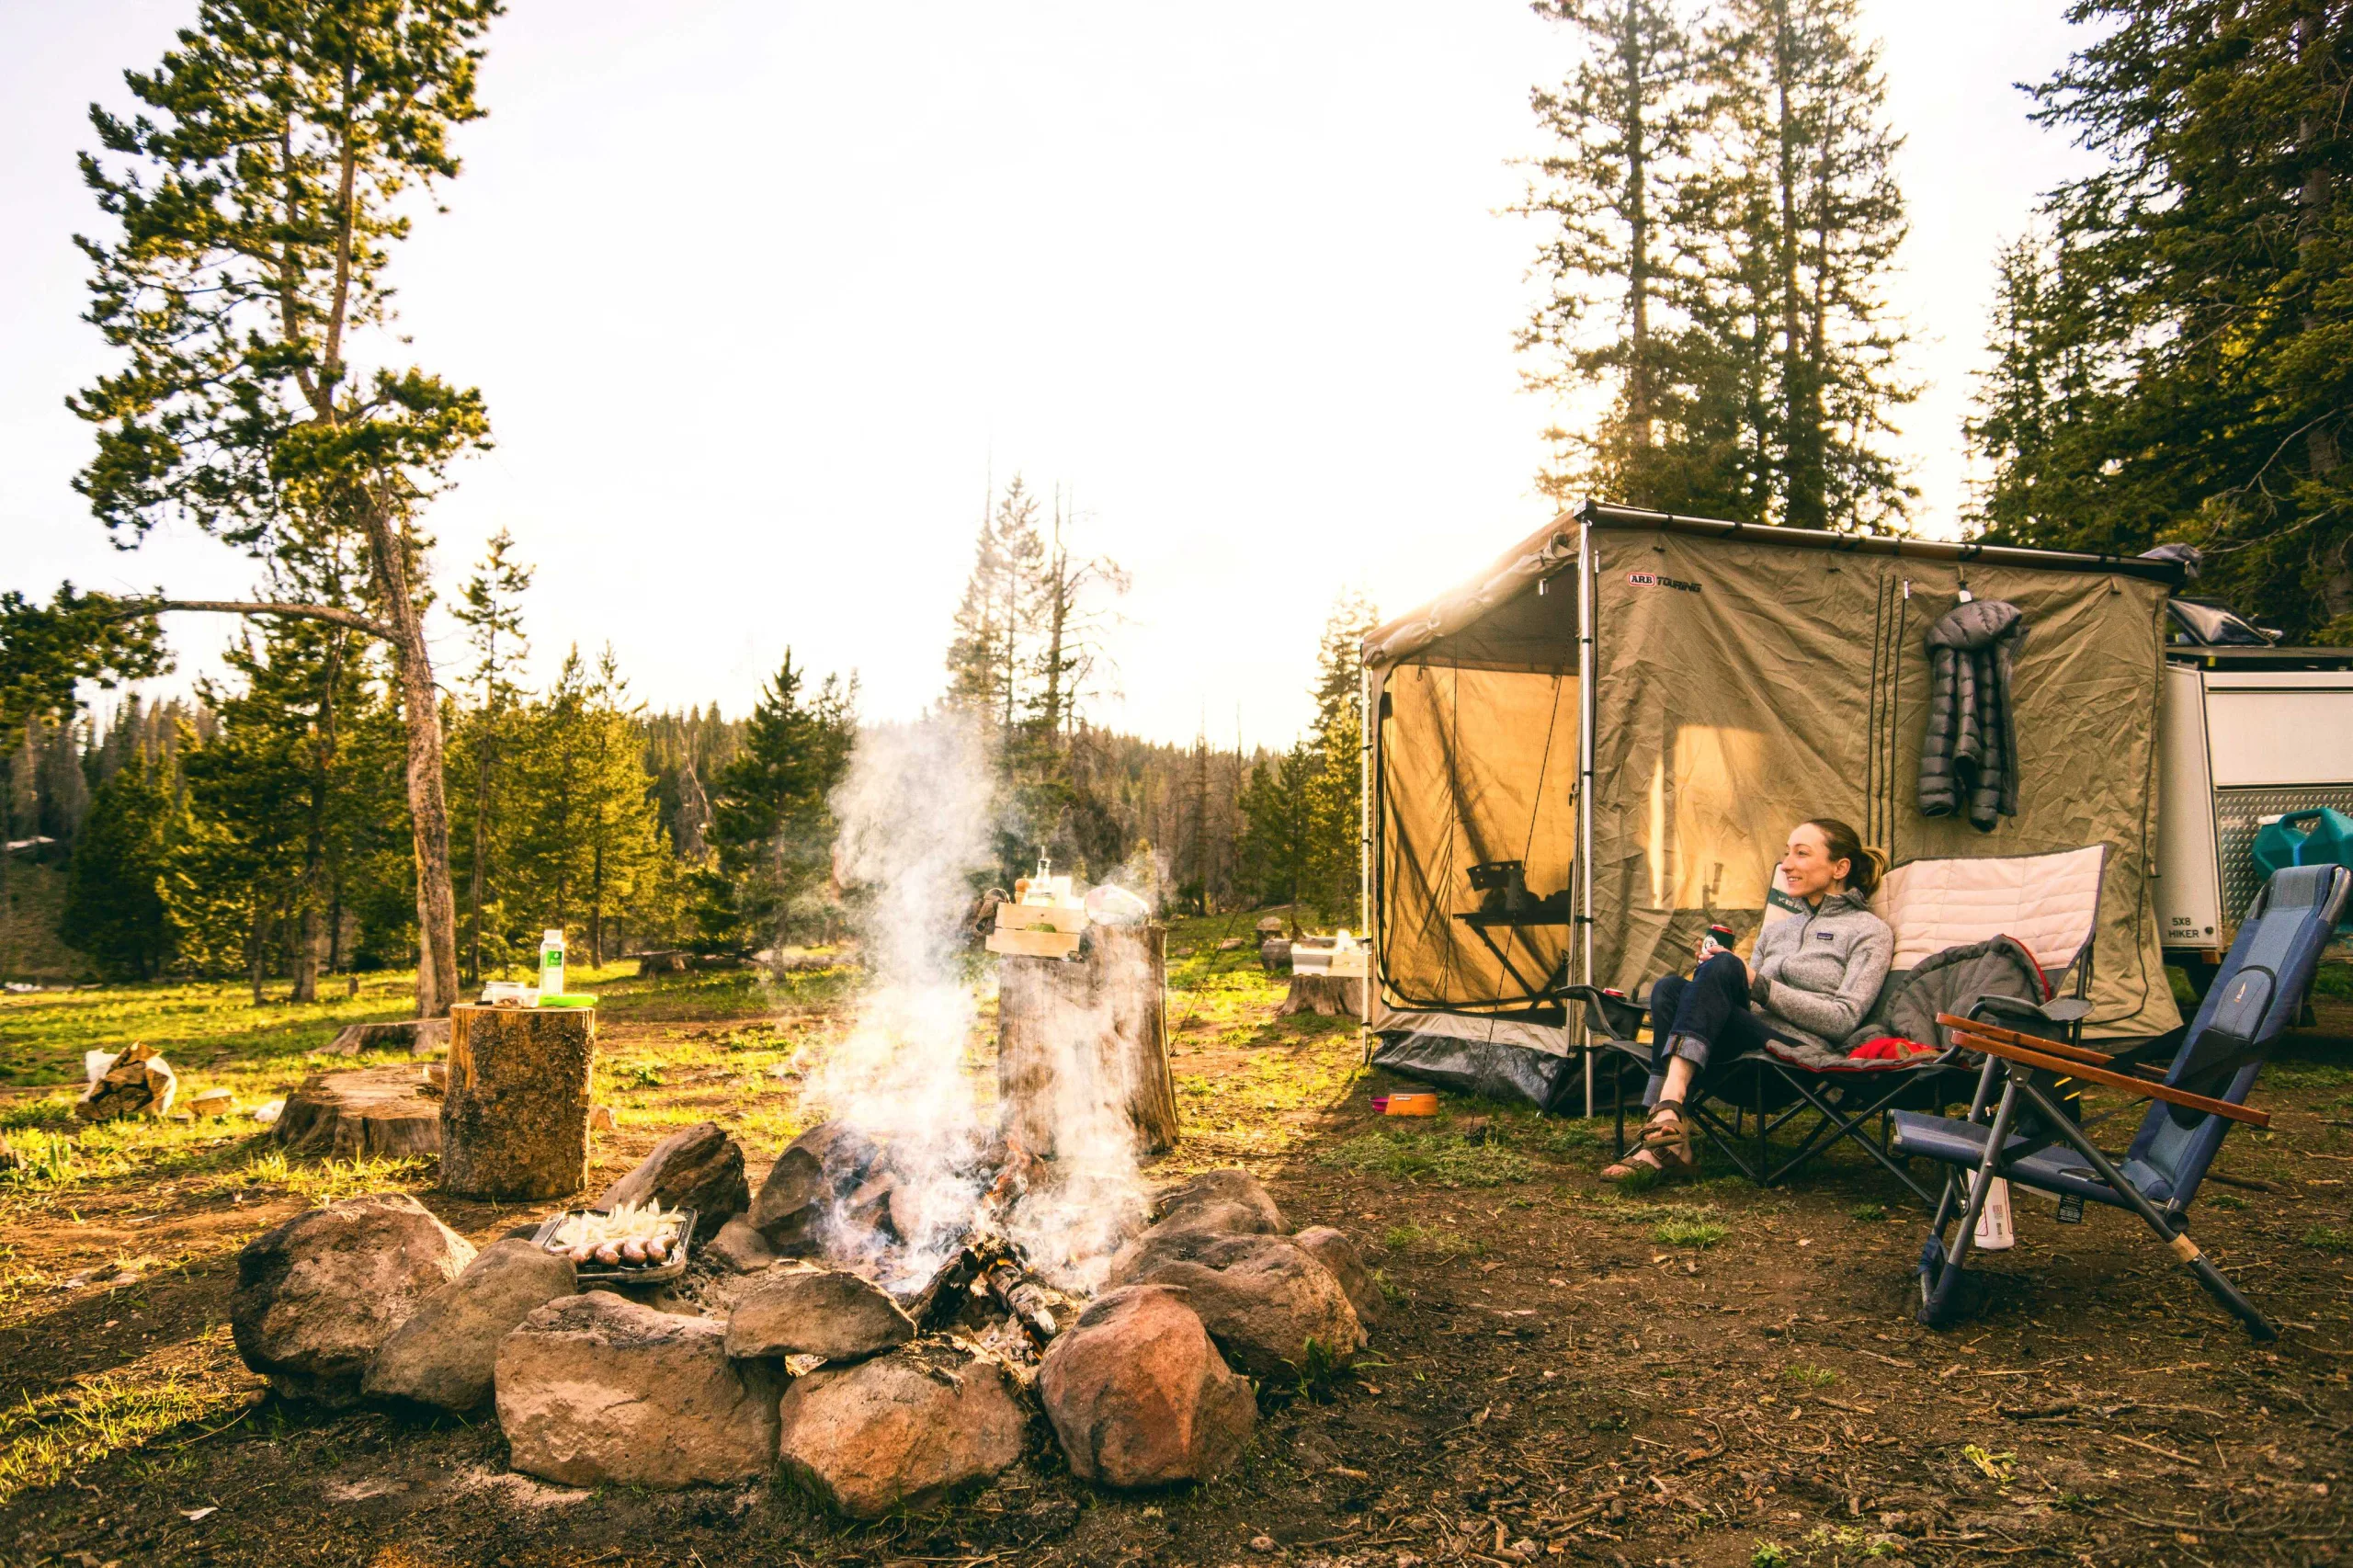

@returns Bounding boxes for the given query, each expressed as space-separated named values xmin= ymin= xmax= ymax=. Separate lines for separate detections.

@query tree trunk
xmin=360 ymin=502 xmax=460 ymax=1019
xmin=1621 ymin=0 xmax=1653 ymax=448
xmin=996 ymin=924 xmax=1178 ymax=1157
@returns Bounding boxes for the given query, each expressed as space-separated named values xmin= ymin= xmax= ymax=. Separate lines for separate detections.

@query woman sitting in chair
xmin=1602 ymin=818 xmax=1893 ymax=1181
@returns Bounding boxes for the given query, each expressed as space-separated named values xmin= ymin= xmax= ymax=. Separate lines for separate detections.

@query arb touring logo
xmin=1627 ymin=571 xmax=1702 ymax=594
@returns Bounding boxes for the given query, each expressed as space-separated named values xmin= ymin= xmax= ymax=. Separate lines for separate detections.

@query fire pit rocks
xmin=724 ymin=1265 xmax=917 ymax=1361
xmin=226 ymin=1122 xmax=1378 ymax=1515
xmin=496 ymin=1291 xmax=783 ymax=1488
xmin=1038 ymin=1282 xmax=1256 ymax=1488
xmin=230 ymin=1192 xmax=476 ymax=1404
xmin=363 ymin=1238 xmax=577 ymax=1414
xmin=776 ymin=1343 xmax=1029 ymax=1518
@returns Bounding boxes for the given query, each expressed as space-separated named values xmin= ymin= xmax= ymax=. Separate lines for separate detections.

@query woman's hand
xmin=1749 ymin=971 xmax=1772 ymax=1009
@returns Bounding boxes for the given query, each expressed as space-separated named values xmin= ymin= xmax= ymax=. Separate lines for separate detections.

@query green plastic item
xmin=537 ymin=994 xmax=597 ymax=1009
xmin=2251 ymin=808 xmax=2353 ymax=878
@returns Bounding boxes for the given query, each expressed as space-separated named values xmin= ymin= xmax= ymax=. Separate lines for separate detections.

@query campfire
xmin=224 ymin=717 xmax=1378 ymax=1513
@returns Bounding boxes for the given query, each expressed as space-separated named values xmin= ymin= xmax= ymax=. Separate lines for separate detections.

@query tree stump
xmin=439 ymin=1005 xmax=595 ymax=1200
xmin=997 ymin=924 xmax=1178 ymax=1156
xmin=1277 ymin=974 xmax=1365 ymax=1018
xmin=276 ymin=1066 xmax=443 ymax=1159
xmin=324 ymin=1018 xmax=451 ymax=1058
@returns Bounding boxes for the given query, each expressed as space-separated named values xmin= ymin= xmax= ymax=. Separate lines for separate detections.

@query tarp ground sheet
xmin=1370 ymin=522 xmax=2183 ymax=1078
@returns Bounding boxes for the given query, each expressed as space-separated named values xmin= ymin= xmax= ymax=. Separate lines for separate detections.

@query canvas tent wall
xmin=1364 ymin=503 xmax=2188 ymax=1106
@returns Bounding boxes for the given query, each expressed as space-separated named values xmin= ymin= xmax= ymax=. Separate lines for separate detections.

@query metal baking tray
xmin=529 ymin=1207 xmax=697 ymax=1285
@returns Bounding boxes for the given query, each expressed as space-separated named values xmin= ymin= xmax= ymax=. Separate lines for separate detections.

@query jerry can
xmin=2252 ymin=808 xmax=2353 ymax=879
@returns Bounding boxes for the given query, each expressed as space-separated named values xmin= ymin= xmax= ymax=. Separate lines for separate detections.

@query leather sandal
xmin=1601 ymin=1102 xmax=1697 ymax=1181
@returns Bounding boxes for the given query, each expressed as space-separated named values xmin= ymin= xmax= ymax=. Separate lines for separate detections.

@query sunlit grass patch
xmin=200 ymin=1150 xmax=431 ymax=1205
xmin=2301 ymin=1224 xmax=2352 ymax=1255
xmin=1654 ymin=1216 xmax=1727 ymax=1247
xmin=1782 ymin=1363 xmax=1836 ymax=1387
xmin=1380 ymin=1221 xmax=1480 ymax=1258
xmin=0 ymin=1331 xmax=255 ymax=1507
xmin=1314 ymin=1127 xmax=1535 ymax=1187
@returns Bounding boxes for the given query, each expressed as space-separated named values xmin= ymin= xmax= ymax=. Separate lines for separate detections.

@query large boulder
xmin=1150 ymin=1168 xmax=1286 ymax=1237
xmin=595 ymin=1121 xmax=749 ymax=1239
xmin=724 ymin=1266 xmax=915 ymax=1362
xmin=230 ymin=1193 xmax=476 ymax=1403
xmin=1113 ymin=1232 xmax=1360 ymax=1380
xmin=494 ymin=1291 xmax=780 ymax=1488
xmin=747 ymin=1121 xmax=878 ymax=1250
xmin=363 ymin=1239 xmax=575 ymax=1413
xmin=1038 ymin=1284 xmax=1256 ymax=1488
xmin=776 ymin=1345 xmax=1027 ymax=1518
xmin=1292 ymin=1226 xmax=1381 ymax=1326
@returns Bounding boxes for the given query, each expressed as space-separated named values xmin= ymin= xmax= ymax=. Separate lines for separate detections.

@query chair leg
xmin=1612 ymin=1058 xmax=1627 ymax=1157
xmin=1920 ymin=1080 xmax=2020 ymax=1328
xmin=2006 ymin=1078 xmax=2279 ymax=1343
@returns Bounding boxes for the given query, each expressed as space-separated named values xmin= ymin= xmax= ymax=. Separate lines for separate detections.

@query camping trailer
xmin=1360 ymin=502 xmax=2191 ymax=1111
xmin=2155 ymin=633 xmax=2353 ymax=988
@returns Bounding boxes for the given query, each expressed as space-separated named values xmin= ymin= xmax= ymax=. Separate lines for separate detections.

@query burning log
xmin=983 ymin=1257 xmax=1061 ymax=1340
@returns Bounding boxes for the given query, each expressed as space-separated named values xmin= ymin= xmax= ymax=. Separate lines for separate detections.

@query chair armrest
xmin=1967 ymin=994 xmax=2092 ymax=1028
xmin=1558 ymin=984 xmax=1645 ymax=1041
xmin=1938 ymin=1015 xmax=2271 ymax=1130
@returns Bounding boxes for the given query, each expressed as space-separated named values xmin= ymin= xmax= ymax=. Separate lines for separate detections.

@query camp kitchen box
xmin=2156 ymin=642 xmax=2353 ymax=978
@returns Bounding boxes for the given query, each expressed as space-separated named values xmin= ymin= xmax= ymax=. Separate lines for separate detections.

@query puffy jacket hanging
xmin=1918 ymin=598 xmax=2027 ymax=831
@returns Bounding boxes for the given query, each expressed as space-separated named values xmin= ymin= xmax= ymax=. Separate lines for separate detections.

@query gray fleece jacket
xmin=1751 ymin=890 xmax=1894 ymax=1051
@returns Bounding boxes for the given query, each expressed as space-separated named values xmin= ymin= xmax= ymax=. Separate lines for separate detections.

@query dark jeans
xmin=1643 ymin=952 xmax=1768 ymax=1108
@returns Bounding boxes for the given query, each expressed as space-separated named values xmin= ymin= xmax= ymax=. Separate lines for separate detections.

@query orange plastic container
xmin=1382 ymin=1091 xmax=1439 ymax=1117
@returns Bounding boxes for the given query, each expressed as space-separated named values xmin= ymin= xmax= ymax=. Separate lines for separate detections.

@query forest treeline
xmin=0 ymin=502 xmax=1374 ymax=988
xmin=1524 ymin=0 xmax=2353 ymax=642
xmin=7 ymin=0 xmax=2346 ymax=993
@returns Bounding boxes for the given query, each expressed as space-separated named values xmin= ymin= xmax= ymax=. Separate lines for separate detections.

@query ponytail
xmin=1804 ymin=818 xmax=1886 ymax=899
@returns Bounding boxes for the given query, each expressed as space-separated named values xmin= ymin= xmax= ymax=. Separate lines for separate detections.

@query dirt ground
xmin=0 ymin=947 xmax=2347 ymax=1568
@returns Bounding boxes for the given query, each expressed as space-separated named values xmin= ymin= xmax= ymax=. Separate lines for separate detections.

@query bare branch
xmin=112 ymin=597 xmax=394 ymax=639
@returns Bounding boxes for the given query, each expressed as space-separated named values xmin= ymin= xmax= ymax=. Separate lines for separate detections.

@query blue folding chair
xmin=1892 ymin=864 xmax=2350 ymax=1342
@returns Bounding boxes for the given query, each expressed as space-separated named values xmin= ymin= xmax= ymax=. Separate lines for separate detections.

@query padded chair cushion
xmin=1874 ymin=846 xmax=2104 ymax=976
xmin=1889 ymin=1110 xmax=2176 ymax=1208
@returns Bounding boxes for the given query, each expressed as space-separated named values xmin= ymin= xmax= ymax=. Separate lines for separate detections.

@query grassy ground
xmin=0 ymin=922 xmax=2344 ymax=1566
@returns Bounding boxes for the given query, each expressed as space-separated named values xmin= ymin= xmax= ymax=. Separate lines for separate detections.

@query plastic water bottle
xmin=538 ymin=928 xmax=566 ymax=1002
xmin=1973 ymin=1176 xmax=2015 ymax=1251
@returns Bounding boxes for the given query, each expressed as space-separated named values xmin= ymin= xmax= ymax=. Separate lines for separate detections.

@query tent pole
xmin=1578 ymin=519 xmax=1597 ymax=1118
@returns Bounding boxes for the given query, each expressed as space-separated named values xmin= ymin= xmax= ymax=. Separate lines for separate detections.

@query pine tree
xmin=69 ymin=0 xmax=501 ymax=1017
xmin=1976 ymin=1 xmax=2353 ymax=641
xmin=699 ymin=653 xmax=858 ymax=950
xmin=578 ymin=648 xmax=669 ymax=966
xmin=448 ymin=529 xmax=534 ymax=982
xmin=1519 ymin=0 xmax=1706 ymax=501
xmin=1236 ymin=743 xmax=1322 ymax=907
xmin=945 ymin=477 xmax=1046 ymax=738
xmin=1678 ymin=0 xmax=1915 ymax=528
xmin=170 ymin=608 xmax=409 ymax=997
xmin=61 ymin=755 xmax=177 ymax=981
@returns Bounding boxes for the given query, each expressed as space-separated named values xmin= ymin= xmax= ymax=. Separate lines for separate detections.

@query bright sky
xmin=1 ymin=1 xmax=2101 ymax=747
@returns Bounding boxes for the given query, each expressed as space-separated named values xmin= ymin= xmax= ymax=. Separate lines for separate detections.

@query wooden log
xmin=275 ymin=1066 xmax=442 ymax=1159
xmin=439 ymin=1004 xmax=595 ymax=1200
xmin=997 ymin=924 xmax=1178 ymax=1157
xmin=1277 ymin=973 xmax=1365 ymax=1018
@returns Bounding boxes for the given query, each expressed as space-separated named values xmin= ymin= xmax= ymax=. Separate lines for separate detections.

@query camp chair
xmin=1571 ymin=846 xmax=2109 ymax=1205
xmin=1896 ymin=863 xmax=2350 ymax=1341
